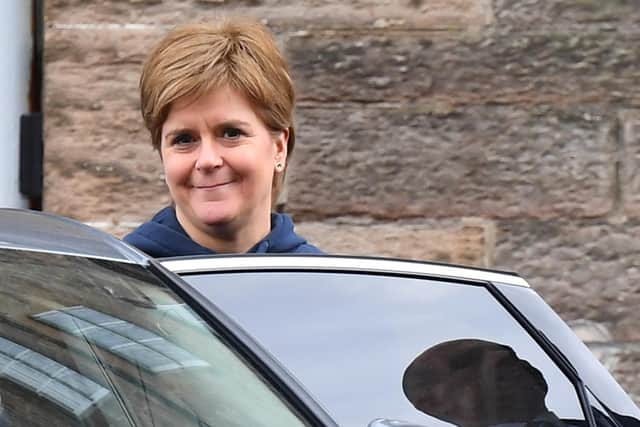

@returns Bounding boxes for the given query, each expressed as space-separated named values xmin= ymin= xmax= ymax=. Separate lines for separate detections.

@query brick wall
xmin=44 ymin=0 xmax=640 ymax=401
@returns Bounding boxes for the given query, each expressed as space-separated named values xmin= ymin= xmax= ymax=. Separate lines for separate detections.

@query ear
xmin=273 ymin=128 xmax=289 ymax=167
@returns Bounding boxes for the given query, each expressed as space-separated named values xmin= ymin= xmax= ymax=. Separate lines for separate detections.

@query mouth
xmin=193 ymin=181 xmax=233 ymax=190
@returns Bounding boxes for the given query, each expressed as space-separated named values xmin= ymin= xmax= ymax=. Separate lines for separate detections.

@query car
xmin=0 ymin=209 xmax=336 ymax=427
xmin=1 ymin=209 xmax=639 ymax=427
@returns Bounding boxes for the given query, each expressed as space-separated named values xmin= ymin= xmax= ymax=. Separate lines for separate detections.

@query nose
xmin=195 ymin=139 xmax=223 ymax=172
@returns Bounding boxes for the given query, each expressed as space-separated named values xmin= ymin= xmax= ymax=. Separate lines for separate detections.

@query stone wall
xmin=44 ymin=0 xmax=640 ymax=402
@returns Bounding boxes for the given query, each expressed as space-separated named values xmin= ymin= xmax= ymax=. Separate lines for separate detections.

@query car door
xmin=163 ymin=255 xmax=640 ymax=427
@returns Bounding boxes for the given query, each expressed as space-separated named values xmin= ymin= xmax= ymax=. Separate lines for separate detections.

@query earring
xmin=276 ymin=162 xmax=284 ymax=171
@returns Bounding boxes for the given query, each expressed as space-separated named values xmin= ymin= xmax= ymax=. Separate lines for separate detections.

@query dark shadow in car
xmin=402 ymin=339 xmax=566 ymax=427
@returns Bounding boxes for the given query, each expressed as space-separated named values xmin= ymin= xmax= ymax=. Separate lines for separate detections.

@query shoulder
xmin=266 ymin=212 xmax=324 ymax=254
xmin=123 ymin=207 xmax=212 ymax=258
xmin=290 ymin=242 xmax=324 ymax=254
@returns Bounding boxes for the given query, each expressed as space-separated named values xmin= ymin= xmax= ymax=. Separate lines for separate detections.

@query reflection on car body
xmin=0 ymin=335 xmax=110 ymax=418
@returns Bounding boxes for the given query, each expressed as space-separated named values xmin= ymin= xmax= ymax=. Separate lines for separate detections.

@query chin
xmin=192 ymin=204 xmax=239 ymax=227
xmin=197 ymin=212 xmax=238 ymax=227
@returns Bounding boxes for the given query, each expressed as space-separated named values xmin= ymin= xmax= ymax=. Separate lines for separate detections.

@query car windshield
xmin=0 ymin=249 xmax=309 ymax=427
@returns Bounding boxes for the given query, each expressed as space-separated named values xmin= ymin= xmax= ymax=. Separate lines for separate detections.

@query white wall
xmin=0 ymin=1 xmax=32 ymax=208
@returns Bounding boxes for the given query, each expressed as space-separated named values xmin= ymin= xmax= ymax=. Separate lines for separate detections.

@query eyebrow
xmin=214 ymin=120 xmax=253 ymax=129
xmin=164 ymin=128 xmax=191 ymax=140
xmin=163 ymin=121 xmax=253 ymax=139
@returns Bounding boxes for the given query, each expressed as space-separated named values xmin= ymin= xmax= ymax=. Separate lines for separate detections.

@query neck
xmin=176 ymin=209 xmax=272 ymax=254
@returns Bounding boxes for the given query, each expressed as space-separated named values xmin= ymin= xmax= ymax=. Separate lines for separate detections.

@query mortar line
xmin=612 ymin=112 xmax=625 ymax=217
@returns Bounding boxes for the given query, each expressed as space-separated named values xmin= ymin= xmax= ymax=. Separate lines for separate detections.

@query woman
xmin=124 ymin=19 xmax=321 ymax=257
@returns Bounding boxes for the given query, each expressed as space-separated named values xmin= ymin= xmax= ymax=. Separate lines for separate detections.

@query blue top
xmin=123 ymin=206 xmax=322 ymax=258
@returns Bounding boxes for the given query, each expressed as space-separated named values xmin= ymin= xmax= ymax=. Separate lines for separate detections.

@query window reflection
xmin=403 ymin=339 xmax=565 ymax=427
xmin=33 ymin=306 xmax=208 ymax=373
xmin=0 ymin=336 xmax=109 ymax=418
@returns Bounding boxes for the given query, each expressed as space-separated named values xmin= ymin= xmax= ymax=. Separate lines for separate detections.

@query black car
xmin=1 ymin=208 xmax=639 ymax=427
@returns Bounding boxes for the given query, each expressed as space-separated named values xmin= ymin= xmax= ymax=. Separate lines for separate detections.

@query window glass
xmin=185 ymin=271 xmax=587 ymax=427
xmin=0 ymin=249 xmax=308 ymax=427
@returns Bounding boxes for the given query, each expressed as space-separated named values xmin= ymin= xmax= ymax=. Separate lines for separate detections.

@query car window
xmin=184 ymin=271 xmax=589 ymax=427
xmin=0 ymin=249 xmax=309 ymax=427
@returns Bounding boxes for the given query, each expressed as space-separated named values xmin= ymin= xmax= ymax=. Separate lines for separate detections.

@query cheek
xmin=162 ymin=153 xmax=191 ymax=175
xmin=236 ymin=143 xmax=275 ymax=177
xmin=161 ymin=157 xmax=175 ymax=182
xmin=162 ymin=154 xmax=192 ymax=185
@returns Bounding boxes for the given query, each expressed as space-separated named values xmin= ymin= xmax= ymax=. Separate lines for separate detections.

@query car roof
xmin=0 ymin=208 xmax=528 ymax=288
xmin=161 ymin=254 xmax=530 ymax=288
xmin=0 ymin=208 xmax=147 ymax=264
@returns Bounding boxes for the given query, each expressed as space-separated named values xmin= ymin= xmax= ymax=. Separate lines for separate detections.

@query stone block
xmin=494 ymin=0 xmax=640 ymax=32
xmin=585 ymin=343 xmax=640 ymax=406
xmin=287 ymin=105 xmax=614 ymax=220
xmin=44 ymin=104 xmax=169 ymax=221
xmin=295 ymin=217 xmax=492 ymax=266
xmin=286 ymin=30 xmax=640 ymax=105
xmin=45 ymin=29 xmax=161 ymax=113
xmin=568 ymin=319 xmax=612 ymax=343
xmin=621 ymin=110 xmax=640 ymax=217
xmin=495 ymin=220 xmax=640 ymax=342
xmin=45 ymin=147 xmax=170 ymax=223
xmin=46 ymin=0 xmax=493 ymax=31
xmin=87 ymin=220 xmax=143 ymax=239
xmin=608 ymin=345 xmax=640 ymax=405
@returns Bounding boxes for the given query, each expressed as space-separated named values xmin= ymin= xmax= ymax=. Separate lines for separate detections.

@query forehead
xmin=163 ymin=86 xmax=260 ymax=127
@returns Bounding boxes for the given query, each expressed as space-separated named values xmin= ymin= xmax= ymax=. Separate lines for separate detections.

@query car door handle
xmin=368 ymin=418 xmax=433 ymax=427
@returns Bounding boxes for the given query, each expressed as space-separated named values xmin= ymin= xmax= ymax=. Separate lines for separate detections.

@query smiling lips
xmin=193 ymin=181 xmax=234 ymax=190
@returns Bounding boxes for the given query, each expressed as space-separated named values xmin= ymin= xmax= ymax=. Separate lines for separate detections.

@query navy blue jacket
xmin=123 ymin=207 xmax=322 ymax=258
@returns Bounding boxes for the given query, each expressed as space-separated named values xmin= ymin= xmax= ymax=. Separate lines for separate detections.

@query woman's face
xmin=160 ymin=86 xmax=287 ymax=235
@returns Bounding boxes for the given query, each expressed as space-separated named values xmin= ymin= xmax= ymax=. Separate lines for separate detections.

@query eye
xmin=172 ymin=132 xmax=196 ymax=146
xmin=222 ymin=127 xmax=244 ymax=140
